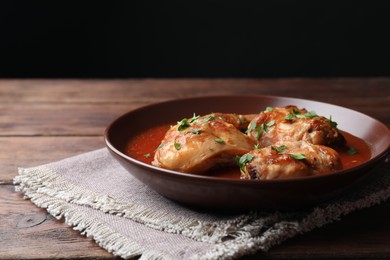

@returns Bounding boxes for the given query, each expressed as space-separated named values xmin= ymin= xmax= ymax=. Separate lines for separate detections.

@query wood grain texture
xmin=1 ymin=79 xmax=390 ymax=259
xmin=1 ymin=78 xmax=389 ymax=106
xmin=0 ymin=137 xmax=105 ymax=183
xmin=0 ymin=185 xmax=116 ymax=259
xmin=0 ymin=103 xmax=134 ymax=136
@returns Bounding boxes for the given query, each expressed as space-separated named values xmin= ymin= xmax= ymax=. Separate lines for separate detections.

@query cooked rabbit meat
xmin=239 ymin=140 xmax=343 ymax=180
xmin=152 ymin=113 xmax=257 ymax=173
xmin=247 ymin=106 xmax=345 ymax=147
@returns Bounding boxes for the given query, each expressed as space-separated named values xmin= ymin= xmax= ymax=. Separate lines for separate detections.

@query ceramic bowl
xmin=105 ymin=95 xmax=390 ymax=211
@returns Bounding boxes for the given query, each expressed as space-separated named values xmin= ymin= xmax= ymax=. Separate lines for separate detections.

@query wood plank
xmin=1 ymin=78 xmax=389 ymax=105
xmin=0 ymin=137 xmax=105 ymax=183
xmin=0 ymin=103 xmax=133 ymax=136
xmin=3 ymin=183 xmax=390 ymax=259
xmin=0 ymin=185 xmax=115 ymax=259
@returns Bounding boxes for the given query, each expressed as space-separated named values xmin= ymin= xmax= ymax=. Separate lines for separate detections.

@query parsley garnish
xmin=285 ymin=109 xmax=318 ymax=121
xmin=246 ymin=122 xmax=257 ymax=133
xmin=348 ymin=147 xmax=358 ymax=155
xmin=177 ymin=113 xmax=200 ymax=130
xmin=174 ymin=142 xmax=181 ymax=150
xmin=214 ymin=138 xmax=225 ymax=144
xmin=189 ymin=113 xmax=200 ymax=123
xmin=292 ymin=109 xmax=301 ymax=116
xmin=328 ymin=116 xmax=338 ymax=128
xmin=304 ymin=111 xmax=319 ymax=118
xmin=254 ymin=125 xmax=263 ymax=140
xmin=267 ymin=120 xmax=275 ymax=127
xmin=285 ymin=113 xmax=296 ymax=121
xmin=187 ymin=129 xmax=202 ymax=135
xmin=271 ymin=145 xmax=287 ymax=153
xmin=265 ymin=106 xmax=273 ymax=112
xmin=203 ymin=113 xmax=215 ymax=123
xmin=283 ymin=109 xmax=300 ymax=120
xmin=236 ymin=154 xmax=255 ymax=170
xmin=263 ymin=120 xmax=275 ymax=133
xmin=247 ymin=120 xmax=275 ymax=138
xmin=144 ymin=153 xmax=151 ymax=158
xmin=246 ymin=121 xmax=270 ymax=140
xmin=296 ymin=111 xmax=317 ymax=118
xmin=290 ymin=153 xmax=306 ymax=160
xmin=177 ymin=118 xmax=190 ymax=131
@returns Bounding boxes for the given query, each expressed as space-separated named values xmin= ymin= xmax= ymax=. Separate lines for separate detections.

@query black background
xmin=1 ymin=1 xmax=389 ymax=78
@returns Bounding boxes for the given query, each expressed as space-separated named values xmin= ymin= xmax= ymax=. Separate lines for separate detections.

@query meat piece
xmin=152 ymin=113 xmax=257 ymax=173
xmin=239 ymin=140 xmax=343 ymax=180
xmin=247 ymin=106 xmax=345 ymax=147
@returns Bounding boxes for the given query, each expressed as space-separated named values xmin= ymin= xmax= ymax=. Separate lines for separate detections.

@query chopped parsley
xmin=271 ymin=145 xmax=287 ymax=153
xmin=348 ymin=147 xmax=358 ymax=155
xmin=214 ymin=138 xmax=225 ymax=144
xmin=304 ymin=111 xmax=319 ymax=118
xmin=254 ymin=125 xmax=263 ymax=140
xmin=190 ymin=113 xmax=200 ymax=123
xmin=203 ymin=113 xmax=215 ymax=123
xmin=236 ymin=154 xmax=255 ymax=170
xmin=246 ymin=120 xmax=274 ymax=139
xmin=327 ymin=116 xmax=338 ymax=128
xmin=177 ymin=118 xmax=190 ymax=131
xmin=246 ymin=122 xmax=263 ymax=140
xmin=187 ymin=129 xmax=202 ymax=135
xmin=295 ymin=111 xmax=318 ymax=119
xmin=174 ymin=142 xmax=181 ymax=150
xmin=177 ymin=113 xmax=200 ymax=131
xmin=285 ymin=109 xmax=318 ymax=121
xmin=265 ymin=106 xmax=273 ymax=112
xmin=292 ymin=109 xmax=301 ymax=115
xmin=246 ymin=122 xmax=257 ymax=133
xmin=284 ymin=114 xmax=296 ymax=121
xmin=263 ymin=120 xmax=275 ymax=133
xmin=144 ymin=153 xmax=151 ymax=158
xmin=290 ymin=153 xmax=306 ymax=160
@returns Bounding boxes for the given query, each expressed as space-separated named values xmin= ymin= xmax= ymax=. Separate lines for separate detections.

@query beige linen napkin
xmin=14 ymin=148 xmax=390 ymax=259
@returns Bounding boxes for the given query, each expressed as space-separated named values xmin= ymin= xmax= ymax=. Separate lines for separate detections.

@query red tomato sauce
xmin=126 ymin=124 xmax=371 ymax=179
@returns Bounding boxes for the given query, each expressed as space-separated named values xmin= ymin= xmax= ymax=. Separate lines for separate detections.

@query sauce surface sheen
xmin=126 ymin=123 xmax=371 ymax=179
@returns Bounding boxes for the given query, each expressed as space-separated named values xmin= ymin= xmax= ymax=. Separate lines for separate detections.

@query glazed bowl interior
xmin=105 ymin=95 xmax=390 ymax=211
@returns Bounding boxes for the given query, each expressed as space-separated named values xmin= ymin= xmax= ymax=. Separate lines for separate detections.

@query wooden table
xmin=1 ymin=78 xmax=389 ymax=259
